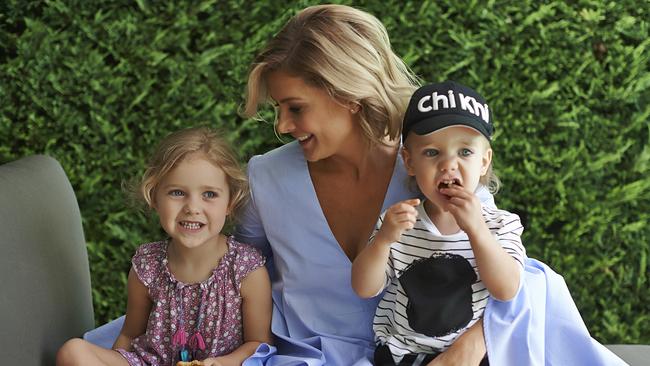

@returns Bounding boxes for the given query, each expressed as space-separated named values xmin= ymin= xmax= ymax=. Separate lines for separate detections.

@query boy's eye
xmin=423 ymin=149 xmax=438 ymax=157
xmin=288 ymin=106 xmax=302 ymax=114
xmin=460 ymin=148 xmax=473 ymax=157
xmin=203 ymin=191 xmax=217 ymax=199
xmin=169 ymin=189 xmax=184 ymax=197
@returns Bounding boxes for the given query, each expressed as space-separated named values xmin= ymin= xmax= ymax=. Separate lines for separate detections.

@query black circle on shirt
xmin=399 ymin=254 xmax=477 ymax=337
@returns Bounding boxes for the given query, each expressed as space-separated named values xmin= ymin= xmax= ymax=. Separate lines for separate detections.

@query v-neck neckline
xmin=297 ymin=142 xmax=405 ymax=264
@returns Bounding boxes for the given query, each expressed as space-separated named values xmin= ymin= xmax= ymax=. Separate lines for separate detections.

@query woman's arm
xmin=428 ymin=318 xmax=486 ymax=366
xmin=205 ymin=266 xmax=273 ymax=366
xmin=112 ymin=268 xmax=151 ymax=350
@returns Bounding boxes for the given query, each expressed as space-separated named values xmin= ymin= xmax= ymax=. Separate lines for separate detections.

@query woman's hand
xmin=427 ymin=319 xmax=486 ymax=366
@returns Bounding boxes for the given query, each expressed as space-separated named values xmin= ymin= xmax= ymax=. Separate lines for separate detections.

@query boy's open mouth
xmin=437 ymin=179 xmax=461 ymax=191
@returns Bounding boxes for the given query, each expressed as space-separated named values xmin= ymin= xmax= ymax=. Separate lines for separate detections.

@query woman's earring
xmin=350 ymin=103 xmax=360 ymax=114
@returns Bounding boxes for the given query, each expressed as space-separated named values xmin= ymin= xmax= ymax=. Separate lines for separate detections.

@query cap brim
xmin=409 ymin=114 xmax=492 ymax=140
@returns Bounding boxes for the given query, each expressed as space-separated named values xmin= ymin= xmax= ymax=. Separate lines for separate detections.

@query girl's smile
xmin=178 ymin=220 xmax=204 ymax=231
xmin=153 ymin=153 xmax=231 ymax=251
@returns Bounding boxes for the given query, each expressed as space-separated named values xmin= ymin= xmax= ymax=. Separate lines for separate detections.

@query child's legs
xmin=373 ymin=344 xmax=438 ymax=366
xmin=57 ymin=338 xmax=129 ymax=366
xmin=373 ymin=344 xmax=396 ymax=365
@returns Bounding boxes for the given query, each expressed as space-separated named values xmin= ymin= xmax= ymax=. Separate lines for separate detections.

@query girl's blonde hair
xmin=138 ymin=127 xmax=248 ymax=218
xmin=243 ymin=4 xmax=420 ymax=145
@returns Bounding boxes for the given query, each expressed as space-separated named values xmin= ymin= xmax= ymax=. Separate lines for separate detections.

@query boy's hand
xmin=439 ymin=186 xmax=484 ymax=235
xmin=374 ymin=198 xmax=420 ymax=245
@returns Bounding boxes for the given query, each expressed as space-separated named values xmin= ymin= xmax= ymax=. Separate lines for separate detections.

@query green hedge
xmin=1 ymin=0 xmax=648 ymax=344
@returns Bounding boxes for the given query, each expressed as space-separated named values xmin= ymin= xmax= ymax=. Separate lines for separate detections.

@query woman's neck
xmin=312 ymin=137 xmax=399 ymax=180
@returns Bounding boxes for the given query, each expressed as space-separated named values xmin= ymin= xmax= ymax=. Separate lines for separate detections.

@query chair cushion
xmin=606 ymin=344 xmax=650 ymax=366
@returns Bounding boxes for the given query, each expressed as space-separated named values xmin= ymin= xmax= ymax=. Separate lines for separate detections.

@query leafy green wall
xmin=1 ymin=0 xmax=648 ymax=344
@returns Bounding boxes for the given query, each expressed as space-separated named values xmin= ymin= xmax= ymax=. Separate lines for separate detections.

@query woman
xmin=236 ymin=4 xmax=492 ymax=365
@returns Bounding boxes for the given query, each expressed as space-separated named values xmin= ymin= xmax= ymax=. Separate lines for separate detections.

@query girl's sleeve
xmin=131 ymin=242 xmax=166 ymax=289
xmin=233 ymin=243 xmax=267 ymax=289
xmin=234 ymin=155 xmax=272 ymax=259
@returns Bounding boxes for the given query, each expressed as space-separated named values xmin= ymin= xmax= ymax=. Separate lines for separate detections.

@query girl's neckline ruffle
xmin=161 ymin=235 xmax=237 ymax=288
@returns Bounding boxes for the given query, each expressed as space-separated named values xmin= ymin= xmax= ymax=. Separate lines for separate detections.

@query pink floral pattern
xmin=117 ymin=236 xmax=265 ymax=365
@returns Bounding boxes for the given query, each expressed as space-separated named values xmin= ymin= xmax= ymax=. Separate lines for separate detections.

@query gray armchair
xmin=0 ymin=155 xmax=94 ymax=365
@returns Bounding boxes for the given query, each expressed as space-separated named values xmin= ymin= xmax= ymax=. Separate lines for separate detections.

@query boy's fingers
xmin=440 ymin=186 xmax=471 ymax=196
xmin=404 ymin=198 xmax=421 ymax=206
xmin=397 ymin=212 xmax=417 ymax=222
xmin=390 ymin=198 xmax=420 ymax=209
xmin=398 ymin=199 xmax=421 ymax=211
xmin=389 ymin=201 xmax=418 ymax=214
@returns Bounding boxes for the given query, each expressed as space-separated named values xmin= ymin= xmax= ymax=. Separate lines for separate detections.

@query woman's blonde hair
xmin=243 ymin=4 xmax=420 ymax=145
xmin=138 ymin=126 xmax=248 ymax=219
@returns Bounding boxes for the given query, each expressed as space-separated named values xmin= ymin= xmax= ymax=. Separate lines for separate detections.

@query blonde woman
xmin=237 ymin=5 xmax=494 ymax=365
xmin=82 ymin=5 xmax=631 ymax=365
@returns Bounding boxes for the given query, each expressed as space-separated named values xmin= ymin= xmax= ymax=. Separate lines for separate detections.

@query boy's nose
xmin=439 ymin=156 xmax=458 ymax=171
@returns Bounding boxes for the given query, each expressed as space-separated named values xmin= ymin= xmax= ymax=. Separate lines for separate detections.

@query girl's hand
xmin=374 ymin=199 xmax=420 ymax=245
xmin=439 ymin=186 xmax=484 ymax=235
xmin=201 ymin=357 xmax=224 ymax=366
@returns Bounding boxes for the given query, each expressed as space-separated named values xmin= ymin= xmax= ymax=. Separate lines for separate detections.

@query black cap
xmin=402 ymin=81 xmax=494 ymax=142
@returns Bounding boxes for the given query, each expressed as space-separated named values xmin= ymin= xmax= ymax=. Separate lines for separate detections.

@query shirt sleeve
xmin=232 ymin=241 xmax=267 ymax=289
xmin=131 ymin=241 xmax=166 ymax=290
xmin=484 ymin=207 xmax=526 ymax=268
xmin=234 ymin=155 xmax=272 ymax=259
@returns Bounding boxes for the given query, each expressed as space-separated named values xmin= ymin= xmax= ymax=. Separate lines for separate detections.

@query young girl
xmin=352 ymin=81 xmax=526 ymax=365
xmin=57 ymin=126 xmax=272 ymax=366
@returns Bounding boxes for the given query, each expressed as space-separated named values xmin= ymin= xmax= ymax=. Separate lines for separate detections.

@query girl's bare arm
xmin=112 ymin=267 xmax=151 ymax=350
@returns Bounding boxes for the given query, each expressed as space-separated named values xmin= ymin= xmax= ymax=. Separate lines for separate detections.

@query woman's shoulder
xmin=248 ymin=141 xmax=303 ymax=168
xmin=246 ymin=142 xmax=307 ymax=193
